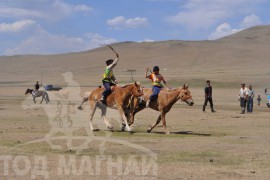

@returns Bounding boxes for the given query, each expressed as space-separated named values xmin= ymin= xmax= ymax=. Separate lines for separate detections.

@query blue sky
xmin=0 ymin=0 xmax=269 ymax=55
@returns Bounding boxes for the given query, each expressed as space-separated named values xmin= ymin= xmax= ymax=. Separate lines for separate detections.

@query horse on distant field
xmin=25 ymin=88 xmax=50 ymax=104
xmin=128 ymin=84 xmax=194 ymax=134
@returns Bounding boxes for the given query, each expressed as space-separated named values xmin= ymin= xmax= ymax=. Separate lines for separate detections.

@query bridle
xmin=177 ymin=88 xmax=192 ymax=102
xmin=131 ymin=84 xmax=143 ymax=97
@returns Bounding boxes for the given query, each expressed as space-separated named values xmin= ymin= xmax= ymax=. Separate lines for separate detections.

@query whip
xmin=107 ymin=45 xmax=118 ymax=57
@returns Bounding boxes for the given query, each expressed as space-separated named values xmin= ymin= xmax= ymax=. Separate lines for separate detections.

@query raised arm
xmin=145 ymin=68 xmax=151 ymax=78
xmin=107 ymin=45 xmax=119 ymax=70
xmin=107 ymin=57 xmax=119 ymax=70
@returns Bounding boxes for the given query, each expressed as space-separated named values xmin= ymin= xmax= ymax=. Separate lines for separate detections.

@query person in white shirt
xmin=239 ymin=83 xmax=249 ymax=114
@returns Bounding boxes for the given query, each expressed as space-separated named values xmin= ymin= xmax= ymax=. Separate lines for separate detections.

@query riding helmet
xmin=106 ymin=59 xmax=114 ymax=66
xmin=153 ymin=66 xmax=160 ymax=72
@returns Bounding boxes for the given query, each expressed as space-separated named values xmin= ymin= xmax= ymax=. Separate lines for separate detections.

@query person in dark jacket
xmin=33 ymin=81 xmax=40 ymax=95
xmin=202 ymin=80 xmax=216 ymax=112
xmin=35 ymin=81 xmax=40 ymax=91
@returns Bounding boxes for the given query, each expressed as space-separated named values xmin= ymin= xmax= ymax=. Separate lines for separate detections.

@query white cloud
xmin=167 ymin=0 xmax=265 ymax=29
xmin=208 ymin=23 xmax=242 ymax=40
xmin=74 ymin=5 xmax=92 ymax=12
xmin=3 ymin=25 xmax=117 ymax=55
xmin=0 ymin=1 xmax=92 ymax=21
xmin=240 ymin=14 xmax=262 ymax=28
xmin=84 ymin=33 xmax=118 ymax=48
xmin=0 ymin=6 xmax=45 ymax=18
xmin=208 ymin=14 xmax=263 ymax=40
xmin=107 ymin=16 xmax=149 ymax=28
xmin=0 ymin=20 xmax=36 ymax=33
xmin=138 ymin=38 xmax=155 ymax=43
xmin=125 ymin=17 xmax=148 ymax=28
xmin=106 ymin=16 xmax=125 ymax=26
xmin=146 ymin=0 xmax=180 ymax=1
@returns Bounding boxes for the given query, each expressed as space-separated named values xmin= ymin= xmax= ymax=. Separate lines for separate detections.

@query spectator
xmin=202 ymin=80 xmax=216 ymax=113
xmin=257 ymin=95 xmax=261 ymax=106
xmin=247 ymin=85 xmax=255 ymax=113
xmin=239 ymin=83 xmax=249 ymax=114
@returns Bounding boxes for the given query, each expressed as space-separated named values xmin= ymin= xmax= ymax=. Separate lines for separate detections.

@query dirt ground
xmin=0 ymin=84 xmax=270 ymax=180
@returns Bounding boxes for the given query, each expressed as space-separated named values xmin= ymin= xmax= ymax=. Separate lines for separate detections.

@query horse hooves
xmin=78 ymin=106 xmax=83 ymax=110
xmin=93 ymin=128 xmax=100 ymax=131
xmin=125 ymin=127 xmax=131 ymax=132
xmin=107 ymin=126 xmax=113 ymax=130
xmin=147 ymin=129 xmax=151 ymax=133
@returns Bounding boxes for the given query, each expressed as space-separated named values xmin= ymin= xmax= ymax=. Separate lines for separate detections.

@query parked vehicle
xmin=44 ymin=84 xmax=62 ymax=91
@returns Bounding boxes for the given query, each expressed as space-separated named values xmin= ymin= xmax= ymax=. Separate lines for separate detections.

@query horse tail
xmin=78 ymin=91 xmax=92 ymax=110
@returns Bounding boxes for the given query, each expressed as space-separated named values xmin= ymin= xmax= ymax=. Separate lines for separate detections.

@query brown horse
xmin=128 ymin=84 xmax=194 ymax=134
xmin=86 ymin=82 xmax=143 ymax=132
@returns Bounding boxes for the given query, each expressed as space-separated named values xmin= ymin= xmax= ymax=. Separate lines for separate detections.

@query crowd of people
xmin=239 ymin=84 xmax=255 ymax=114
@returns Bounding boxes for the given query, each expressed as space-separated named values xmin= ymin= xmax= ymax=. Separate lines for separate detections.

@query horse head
xmin=178 ymin=84 xmax=194 ymax=106
xmin=25 ymin=88 xmax=33 ymax=95
xmin=131 ymin=81 xmax=144 ymax=97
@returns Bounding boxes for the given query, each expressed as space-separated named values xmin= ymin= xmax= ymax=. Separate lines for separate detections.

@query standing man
xmin=202 ymin=80 xmax=216 ymax=113
xmin=247 ymin=85 xmax=255 ymax=113
xmin=239 ymin=83 xmax=249 ymax=114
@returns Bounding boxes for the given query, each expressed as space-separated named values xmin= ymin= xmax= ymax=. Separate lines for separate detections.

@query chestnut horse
xmin=128 ymin=84 xmax=194 ymax=134
xmin=86 ymin=82 xmax=143 ymax=132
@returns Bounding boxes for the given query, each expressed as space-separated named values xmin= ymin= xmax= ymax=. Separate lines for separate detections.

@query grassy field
xmin=1 ymin=85 xmax=270 ymax=179
xmin=1 ymin=26 xmax=270 ymax=179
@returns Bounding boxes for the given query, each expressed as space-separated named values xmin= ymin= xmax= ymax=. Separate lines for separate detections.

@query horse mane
xmin=166 ymin=88 xmax=179 ymax=92
xmin=121 ymin=83 xmax=134 ymax=88
xmin=121 ymin=82 xmax=139 ymax=88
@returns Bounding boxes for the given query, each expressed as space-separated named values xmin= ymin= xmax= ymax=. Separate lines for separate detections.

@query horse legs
xmin=129 ymin=103 xmax=145 ymax=126
xmin=78 ymin=96 xmax=88 ymax=110
xmin=161 ymin=112 xmax=169 ymax=134
xmin=89 ymin=101 xmax=97 ymax=131
xmin=100 ymin=105 xmax=113 ymax=130
xmin=118 ymin=107 xmax=131 ymax=132
xmin=33 ymin=97 xmax=36 ymax=104
xmin=40 ymin=96 xmax=44 ymax=104
xmin=45 ymin=94 xmax=48 ymax=104
xmin=147 ymin=115 xmax=161 ymax=133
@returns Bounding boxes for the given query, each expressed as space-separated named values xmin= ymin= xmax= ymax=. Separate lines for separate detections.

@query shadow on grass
xmin=106 ymin=130 xmax=211 ymax=136
xmin=151 ymin=131 xmax=211 ymax=136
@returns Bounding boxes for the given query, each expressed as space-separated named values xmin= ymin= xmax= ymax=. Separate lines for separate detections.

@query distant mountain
xmin=1 ymin=25 xmax=269 ymax=87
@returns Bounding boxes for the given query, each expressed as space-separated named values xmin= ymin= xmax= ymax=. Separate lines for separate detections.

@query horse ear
xmin=134 ymin=81 xmax=138 ymax=87
xmin=183 ymin=83 xmax=189 ymax=89
xmin=183 ymin=84 xmax=186 ymax=89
